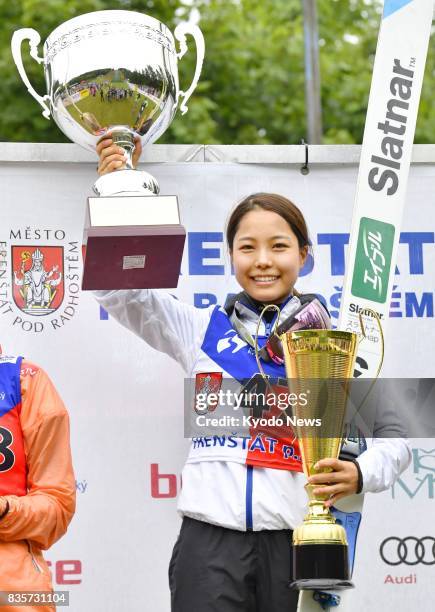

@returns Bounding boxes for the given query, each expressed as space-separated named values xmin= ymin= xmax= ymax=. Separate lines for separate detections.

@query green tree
xmin=1 ymin=0 xmax=435 ymax=145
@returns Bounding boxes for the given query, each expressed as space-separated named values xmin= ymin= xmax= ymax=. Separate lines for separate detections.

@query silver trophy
xmin=12 ymin=10 xmax=205 ymax=289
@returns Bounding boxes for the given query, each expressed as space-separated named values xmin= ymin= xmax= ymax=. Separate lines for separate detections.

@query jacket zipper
xmin=245 ymin=465 xmax=253 ymax=530
xmin=243 ymin=314 xmax=274 ymax=531
xmin=27 ymin=540 xmax=43 ymax=573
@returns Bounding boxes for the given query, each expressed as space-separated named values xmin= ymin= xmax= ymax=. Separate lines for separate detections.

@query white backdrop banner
xmin=0 ymin=152 xmax=434 ymax=611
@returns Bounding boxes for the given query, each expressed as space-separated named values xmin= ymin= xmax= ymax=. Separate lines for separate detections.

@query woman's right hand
xmin=96 ymin=136 xmax=143 ymax=176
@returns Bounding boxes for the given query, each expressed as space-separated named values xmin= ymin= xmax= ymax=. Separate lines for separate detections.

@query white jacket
xmin=94 ymin=289 xmax=411 ymax=531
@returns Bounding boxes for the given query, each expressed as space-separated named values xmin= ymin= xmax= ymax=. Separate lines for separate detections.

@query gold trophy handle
xmin=343 ymin=309 xmax=385 ymax=428
xmin=357 ymin=309 xmax=385 ymax=380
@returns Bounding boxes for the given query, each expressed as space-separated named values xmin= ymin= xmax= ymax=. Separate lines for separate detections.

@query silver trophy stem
xmin=94 ymin=126 xmax=160 ymax=196
xmin=93 ymin=169 xmax=160 ymax=197
xmin=110 ymin=128 xmax=135 ymax=171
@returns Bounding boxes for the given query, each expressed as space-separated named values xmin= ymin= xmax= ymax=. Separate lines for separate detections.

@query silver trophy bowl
xmin=12 ymin=10 xmax=205 ymax=195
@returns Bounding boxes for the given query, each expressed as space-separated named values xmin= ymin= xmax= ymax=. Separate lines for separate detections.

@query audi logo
xmin=380 ymin=537 xmax=435 ymax=566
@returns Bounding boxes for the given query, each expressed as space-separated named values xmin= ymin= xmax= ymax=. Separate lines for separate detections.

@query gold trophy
xmin=280 ymin=329 xmax=358 ymax=590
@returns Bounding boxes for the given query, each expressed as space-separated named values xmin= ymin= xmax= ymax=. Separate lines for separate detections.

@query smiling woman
xmin=93 ymin=138 xmax=411 ymax=612
xmin=226 ymin=193 xmax=310 ymax=304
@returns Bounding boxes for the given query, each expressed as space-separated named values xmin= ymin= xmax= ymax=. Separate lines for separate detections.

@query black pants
xmin=169 ymin=517 xmax=298 ymax=612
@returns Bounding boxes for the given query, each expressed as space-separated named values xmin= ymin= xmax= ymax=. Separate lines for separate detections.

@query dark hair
xmin=226 ymin=193 xmax=310 ymax=252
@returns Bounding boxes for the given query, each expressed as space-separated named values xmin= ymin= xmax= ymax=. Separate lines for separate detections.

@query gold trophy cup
xmin=280 ymin=329 xmax=358 ymax=590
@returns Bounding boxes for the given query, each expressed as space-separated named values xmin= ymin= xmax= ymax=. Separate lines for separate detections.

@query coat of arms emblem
xmin=12 ymin=246 xmax=64 ymax=315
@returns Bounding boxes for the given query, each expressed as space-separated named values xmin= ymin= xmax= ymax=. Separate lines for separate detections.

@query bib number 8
xmin=0 ymin=427 xmax=15 ymax=472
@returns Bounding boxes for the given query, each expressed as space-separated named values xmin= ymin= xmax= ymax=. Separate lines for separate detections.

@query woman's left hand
xmin=307 ymin=458 xmax=358 ymax=508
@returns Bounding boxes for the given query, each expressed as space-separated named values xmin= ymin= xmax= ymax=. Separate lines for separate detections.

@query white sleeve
xmin=355 ymin=378 xmax=412 ymax=493
xmin=94 ymin=290 xmax=212 ymax=373
xmin=357 ymin=438 xmax=411 ymax=493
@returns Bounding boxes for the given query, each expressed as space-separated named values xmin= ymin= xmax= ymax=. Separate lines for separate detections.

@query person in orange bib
xmin=0 ymin=354 xmax=76 ymax=612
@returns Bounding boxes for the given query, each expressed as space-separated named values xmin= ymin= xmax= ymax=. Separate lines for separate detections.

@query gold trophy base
xmin=290 ymin=486 xmax=354 ymax=590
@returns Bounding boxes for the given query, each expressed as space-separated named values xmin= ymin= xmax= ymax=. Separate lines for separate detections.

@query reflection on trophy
xmin=12 ymin=10 xmax=205 ymax=289
xmin=280 ymin=330 xmax=358 ymax=590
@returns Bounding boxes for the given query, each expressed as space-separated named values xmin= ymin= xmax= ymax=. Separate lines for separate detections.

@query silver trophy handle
xmin=173 ymin=23 xmax=205 ymax=115
xmin=11 ymin=28 xmax=51 ymax=119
